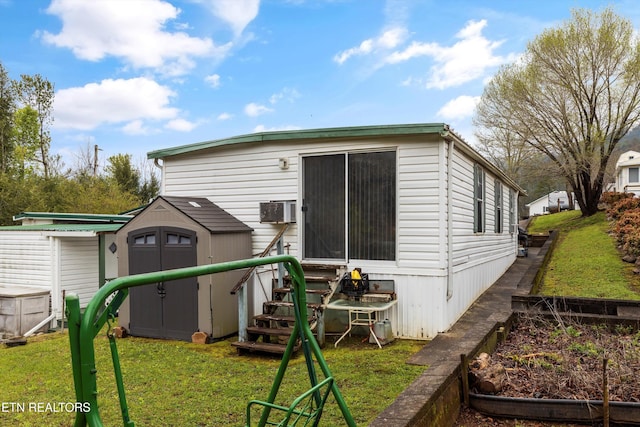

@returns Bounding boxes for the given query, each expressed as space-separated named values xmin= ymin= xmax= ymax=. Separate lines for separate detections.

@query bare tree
xmin=474 ymin=8 xmax=640 ymax=216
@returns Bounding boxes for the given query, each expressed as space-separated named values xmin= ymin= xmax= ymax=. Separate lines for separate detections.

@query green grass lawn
xmin=5 ymin=210 xmax=640 ymax=426
xmin=529 ymin=210 xmax=640 ymax=299
xmin=0 ymin=331 xmax=425 ymax=426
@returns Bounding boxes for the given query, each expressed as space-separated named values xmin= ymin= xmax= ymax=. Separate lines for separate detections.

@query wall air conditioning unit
xmin=259 ymin=201 xmax=296 ymax=224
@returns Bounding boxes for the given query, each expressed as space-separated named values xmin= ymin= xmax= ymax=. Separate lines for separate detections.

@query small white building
xmin=526 ymin=191 xmax=578 ymax=216
xmin=613 ymin=150 xmax=640 ymax=195
xmin=146 ymin=123 xmax=526 ymax=340
xmin=0 ymin=212 xmax=131 ymax=321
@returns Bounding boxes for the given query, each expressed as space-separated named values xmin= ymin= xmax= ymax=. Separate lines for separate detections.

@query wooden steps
xmin=231 ymin=340 xmax=300 ymax=354
xmin=232 ymin=262 xmax=344 ymax=355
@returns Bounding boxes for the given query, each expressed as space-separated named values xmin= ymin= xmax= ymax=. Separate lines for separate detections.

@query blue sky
xmin=2 ymin=0 xmax=639 ymax=170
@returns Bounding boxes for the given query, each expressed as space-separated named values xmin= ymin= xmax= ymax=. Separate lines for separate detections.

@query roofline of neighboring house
xmin=147 ymin=122 xmax=527 ymax=195
xmin=12 ymin=212 xmax=133 ymax=223
xmin=0 ymin=223 xmax=124 ymax=234
xmin=524 ymin=191 xmax=572 ymax=207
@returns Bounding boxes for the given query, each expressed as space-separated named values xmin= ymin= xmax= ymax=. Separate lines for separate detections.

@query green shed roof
xmin=0 ymin=223 xmax=123 ymax=233
xmin=13 ymin=212 xmax=133 ymax=223
xmin=147 ymin=123 xmax=450 ymax=159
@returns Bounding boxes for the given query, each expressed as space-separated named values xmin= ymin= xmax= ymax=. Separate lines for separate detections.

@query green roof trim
xmin=147 ymin=123 xmax=449 ymax=159
xmin=13 ymin=212 xmax=133 ymax=223
xmin=0 ymin=223 xmax=124 ymax=232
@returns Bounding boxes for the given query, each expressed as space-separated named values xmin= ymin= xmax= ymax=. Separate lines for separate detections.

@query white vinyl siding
xmin=0 ymin=232 xmax=102 ymax=320
xmin=0 ymin=232 xmax=51 ymax=289
xmin=446 ymin=148 xmax=516 ymax=327
xmin=159 ymin=135 xmax=518 ymax=339
xmin=162 ymin=138 xmax=445 ymax=271
xmin=59 ymin=238 xmax=99 ymax=309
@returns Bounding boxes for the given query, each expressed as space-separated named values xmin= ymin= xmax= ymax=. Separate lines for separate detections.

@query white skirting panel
xmin=445 ymin=253 xmax=515 ymax=329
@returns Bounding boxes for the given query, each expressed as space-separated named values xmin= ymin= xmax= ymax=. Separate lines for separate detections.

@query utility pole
xmin=93 ymin=144 xmax=100 ymax=176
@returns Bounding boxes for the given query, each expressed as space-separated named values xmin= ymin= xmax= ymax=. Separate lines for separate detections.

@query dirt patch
xmin=454 ymin=313 xmax=640 ymax=426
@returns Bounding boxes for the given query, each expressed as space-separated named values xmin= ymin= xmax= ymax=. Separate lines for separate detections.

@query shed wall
xmin=0 ymin=232 xmax=51 ymax=290
xmin=116 ymin=197 xmax=250 ymax=338
xmin=58 ymin=237 xmax=100 ymax=316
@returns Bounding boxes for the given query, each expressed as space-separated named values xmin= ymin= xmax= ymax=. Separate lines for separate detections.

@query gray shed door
xmin=128 ymin=227 xmax=198 ymax=341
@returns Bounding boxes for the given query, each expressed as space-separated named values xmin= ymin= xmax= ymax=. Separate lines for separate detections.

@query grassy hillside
xmin=529 ymin=211 xmax=640 ymax=299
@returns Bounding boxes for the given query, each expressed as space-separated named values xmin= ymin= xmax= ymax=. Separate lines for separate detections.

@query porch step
xmin=253 ymin=313 xmax=314 ymax=324
xmin=273 ymin=287 xmax=333 ymax=296
xmin=246 ymin=326 xmax=303 ymax=338
xmin=231 ymin=340 xmax=300 ymax=355
xmin=264 ymin=301 xmax=322 ymax=311
xmin=233 ymin=262 xmax=344 ymax=356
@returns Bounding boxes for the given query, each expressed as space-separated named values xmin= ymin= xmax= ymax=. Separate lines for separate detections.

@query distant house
xmin=613 ymin=150 xmax=640 ymax=195
xmin=526 ymin=191 xmax=578 ymax=216
xmin=0 ymin=212 xmax=132 ymax=322
xmin=145 ymin=123 xmax=526 ymax=340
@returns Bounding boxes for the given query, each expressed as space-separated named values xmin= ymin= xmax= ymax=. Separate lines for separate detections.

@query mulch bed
xmin=454 ymin=313 xmax=640 ymax=426
xmin=492 ymin=314 xmax=640 ymax=402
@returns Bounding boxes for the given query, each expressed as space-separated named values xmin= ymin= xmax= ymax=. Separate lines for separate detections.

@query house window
xmin=474 ymin=164 xmax=486 ymax=233
xmin=495 ymin=181 xmax=503 ymax=233
xmin=630 ymin=167 xmax=639 ymax=183
xmin=303 ymin=151 xmax=396 ymax=261
xmin=509 ymin=189 xmax=515 ymax=234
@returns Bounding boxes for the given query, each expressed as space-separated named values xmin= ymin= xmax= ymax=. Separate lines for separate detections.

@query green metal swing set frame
xmin=66 ymin=255 xmax=356 ymax=426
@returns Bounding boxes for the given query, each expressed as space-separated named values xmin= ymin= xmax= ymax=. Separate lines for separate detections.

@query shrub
xmin=607 ymin=196 xmax=640 ymax=220
xmin=601 ymin=191 xmax=635 ymax=207
xmin=622 ymin=228 xmax=640 ymax=257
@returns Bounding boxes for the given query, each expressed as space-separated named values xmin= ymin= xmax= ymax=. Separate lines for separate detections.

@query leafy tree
xmin=139 ymin=172 xmax=160 ymax=204
xmin=474 ymin=8 xmax=640 ymax=216
xmin=62 ymin=175 xmax=140 ymax=214
xmin=11 ymin=106 xmax=40 ymax=177
xmin=12 ymin=74 xmax=54 ymax=178
xmin=0 ymin=63 xmax=14 ymax=174
xmin=105 ymin=153 xmax=140 ymax=196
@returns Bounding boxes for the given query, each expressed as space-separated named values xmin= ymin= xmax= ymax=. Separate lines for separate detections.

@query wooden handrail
xmin=230 ymin=223 xmax=289 ymax=294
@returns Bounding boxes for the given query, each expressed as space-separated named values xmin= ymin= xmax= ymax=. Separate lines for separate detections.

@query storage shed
xmin=0 ymin=212 xmax=131 ymax=323
xmin=116 ymin=195 xmax=252 ymax=341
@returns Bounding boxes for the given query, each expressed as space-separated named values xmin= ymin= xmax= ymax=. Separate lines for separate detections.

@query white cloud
xmin=217 ymin=112 xmax=233 ymax=120
xmin=385 ymin=20 xmax=512 ymax=89
xmin=41 ymin=0 xmax=229 ymax=76
xmin=437 ymin=95 xmax=481 ymax=120
xmin=205 ymin=74 xmax=221 ymax=88
xmin=201 ymin=0 xmax=260 ymax=36
xmin=165 ymin=118 xmax=197 ymax=131
xmin=269 ymin=87 xmax=301 ymax=105
xmin=244 ymin=102 xmax=273 ymax=117
xmin=253 ymin=124 xmax=301 ymax=133
xmin=54 ymin=77 xmax=179 ymax=130
xmin=333 ymin=27 xmax=408 ymax=64
xmin=121 ymin=120 xmax=151 ymax=135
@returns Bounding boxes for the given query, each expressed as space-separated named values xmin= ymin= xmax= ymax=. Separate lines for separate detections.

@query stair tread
xmin=283 ymin=274 xmax=338 ymax=283
xmin=299 ymin=262 xmax=346 ymax=270
xmin=247 ymin=326 xmax=298 ymax=336
xmin=273 ymin=287 xmax=332 ymax=295
xmin=265 ymin=301 xmax=322 ymax=309
xmin=231 ymin=341 xmax=299 ymax=354
xmin=253 ymin=313 xmax=314 ymax=323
